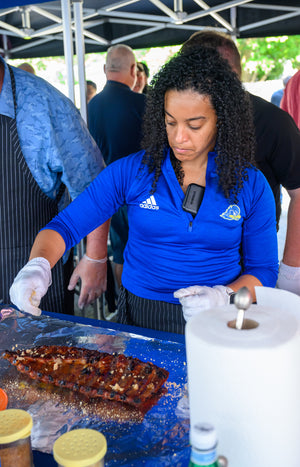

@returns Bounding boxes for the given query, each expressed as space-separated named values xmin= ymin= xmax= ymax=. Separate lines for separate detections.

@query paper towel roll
xmin=185 ymin=304 xmax=300 ymax=467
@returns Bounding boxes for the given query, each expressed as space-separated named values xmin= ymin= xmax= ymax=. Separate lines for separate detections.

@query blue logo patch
xmin=220 ymin=205 xmax=241 ymax=221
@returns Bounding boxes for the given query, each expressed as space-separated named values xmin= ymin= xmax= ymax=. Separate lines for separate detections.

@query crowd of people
xmin=4 ymin=30 xmax=300 ymax=333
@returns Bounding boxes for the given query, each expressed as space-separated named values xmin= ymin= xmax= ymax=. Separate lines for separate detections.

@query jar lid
xmin=0 ymin=409 xmax=33 ymax=443
xmin=53 ymin=429 xmax=107 ymax=467
xmin=0 ymin=388 xmax=8 ymax=411
xmin=190 ymin=423 xmax=217 ymax=450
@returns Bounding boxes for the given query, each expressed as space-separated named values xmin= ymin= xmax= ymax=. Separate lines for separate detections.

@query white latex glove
xmin=9 ymin=257 xmax=52 ymax=316
xmin=174 ymin=285 xmax=232 ymax=321
xmin=277 ymin=261 xmax=300 ymax=296
xmin=68 ymin=254 xmax=107 ymax=309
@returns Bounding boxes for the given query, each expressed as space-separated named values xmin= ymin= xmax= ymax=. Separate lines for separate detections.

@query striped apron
xmin=118 ymin=286 xmax=185 ymax=335
xmin=0 ymin=65 xmax=65 ymax=313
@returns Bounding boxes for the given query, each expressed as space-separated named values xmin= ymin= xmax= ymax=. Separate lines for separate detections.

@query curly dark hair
xmin=141 ymin=47 xmax=256 ymax=202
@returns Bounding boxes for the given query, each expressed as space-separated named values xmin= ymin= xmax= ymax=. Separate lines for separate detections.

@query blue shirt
xmin=44 ymin=150 xmax=278 ymax=304
xmin=0 ymin=57 xmax=104 ymax=200
xmin=270 ymin=89 xmax=283 ymax=108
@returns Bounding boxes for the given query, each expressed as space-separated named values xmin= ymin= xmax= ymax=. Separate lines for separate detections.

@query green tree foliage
xmin=9 ymin=35 xmax=300 ymax=86
xmin=238 ymin=35 xmax=300 ymax=81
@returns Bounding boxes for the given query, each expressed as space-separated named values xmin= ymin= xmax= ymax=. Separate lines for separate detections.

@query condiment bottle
xmin=53 ymin=428 xmax=107 ymax=467
xmin=189 ymin=423 xmax=227 ymax=467
xmin=0 ymin=408 xmax=34 ymax=467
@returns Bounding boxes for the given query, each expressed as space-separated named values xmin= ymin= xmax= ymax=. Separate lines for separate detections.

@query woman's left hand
xmin=277 ymin=261 xmax=300 ymax=295
xmin=174 ymin=285 xmax=231 ymax=321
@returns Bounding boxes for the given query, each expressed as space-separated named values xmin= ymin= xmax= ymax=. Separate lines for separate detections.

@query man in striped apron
xmin=0 ymin=59 xmax=106 ymax=314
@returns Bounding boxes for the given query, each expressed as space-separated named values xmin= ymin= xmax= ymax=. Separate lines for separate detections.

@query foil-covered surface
xmin=0 ymin=308 xmax=190 ymax=466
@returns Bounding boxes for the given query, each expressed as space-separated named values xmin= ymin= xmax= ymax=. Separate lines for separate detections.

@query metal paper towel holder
xmin=227 ymin=286 xmax=259 ymax=330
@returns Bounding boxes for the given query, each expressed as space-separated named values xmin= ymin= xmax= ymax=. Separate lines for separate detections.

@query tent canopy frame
xmin=1 ymin=0 xmax=300 ymax=60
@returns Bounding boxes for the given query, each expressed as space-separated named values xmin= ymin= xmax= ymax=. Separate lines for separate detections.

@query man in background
xmin=181 ymin=30 xmax=300 ymax=295
xmin=88 ymin=44 xmax=146 ymax=289
xmin=17 ymin=62 xmax=36 ymax=74
xmin=1 ymin=56 xmax=108 ymax=315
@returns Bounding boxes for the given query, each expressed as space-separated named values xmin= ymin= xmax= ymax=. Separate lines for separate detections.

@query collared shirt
xmin=0 ymin=57 xmax=104 ymax=200
xmin=45 ymin=150 xmax=278 ymax=303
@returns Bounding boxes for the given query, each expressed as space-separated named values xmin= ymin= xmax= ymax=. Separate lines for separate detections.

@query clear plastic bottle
xmin=53 ymin=428 xmax=107 ymax=467
xmin=189 ymin=423 xmax=226 ymax=467
xmin=0 ymin=408 xmax=34 ymax=467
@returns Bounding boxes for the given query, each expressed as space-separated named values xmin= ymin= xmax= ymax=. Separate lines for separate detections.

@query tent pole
xmin=231 ymin=7 xmax=237 ymax=40
xmin=73 ymin=0 xmax=101 ymax=318
xmin=2 ymin=34 xmax=9 ymax=59
xmin=73 ymin=0 xmax=87 ymax=123
xmin=61 ymin=0 xmax=75 ymax=103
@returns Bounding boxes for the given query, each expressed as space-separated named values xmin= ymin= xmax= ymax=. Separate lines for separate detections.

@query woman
xmin=10 ymin=48 xmax=278 ymax=334
xmin=133 ymin=62 xmax=148 ymax=94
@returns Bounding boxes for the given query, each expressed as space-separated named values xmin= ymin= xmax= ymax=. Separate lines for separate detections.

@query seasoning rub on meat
xmin=2 ymin=345 xmax=169 ymax=410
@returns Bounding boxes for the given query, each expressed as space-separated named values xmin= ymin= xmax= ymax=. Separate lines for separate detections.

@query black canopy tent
xmin=1 ymin=0 xmax=299 ymax=118
xmin=1 ymin=0 xmax=300 ymax=60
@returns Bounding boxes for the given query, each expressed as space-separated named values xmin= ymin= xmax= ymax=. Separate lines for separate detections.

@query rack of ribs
xmin=2 ymin=345 xmax=169 ymax=411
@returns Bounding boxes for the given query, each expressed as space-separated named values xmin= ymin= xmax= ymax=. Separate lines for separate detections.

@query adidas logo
xmin=139 ymin=195 xmax=159 ymax=210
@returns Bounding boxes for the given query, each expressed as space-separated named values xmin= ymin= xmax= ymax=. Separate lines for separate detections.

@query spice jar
xmin=53 ymin=428 xmax=107 ymax=467
xmin=0 ymin=409 xmax=34 ymax=467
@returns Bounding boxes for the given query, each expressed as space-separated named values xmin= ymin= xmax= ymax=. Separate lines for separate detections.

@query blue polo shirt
xmin=44 ymin=150 xmax=279 ymax=303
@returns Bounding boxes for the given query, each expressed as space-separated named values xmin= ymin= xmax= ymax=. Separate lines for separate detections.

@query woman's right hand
xmin=9 ymin=257 xmax=52 ymax=316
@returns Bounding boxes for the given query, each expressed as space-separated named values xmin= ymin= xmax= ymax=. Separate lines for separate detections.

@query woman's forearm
xmin=282 ymin=188 xmax=300 ymax=267
xmin=29 ymin=229 xmax=66 ymax=268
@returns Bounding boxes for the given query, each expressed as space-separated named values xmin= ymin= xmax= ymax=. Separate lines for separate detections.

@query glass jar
xmin=0 ymin=408 xmax=34 ymax=467
xmin=53 ymin=429 xmax=107 ymax=467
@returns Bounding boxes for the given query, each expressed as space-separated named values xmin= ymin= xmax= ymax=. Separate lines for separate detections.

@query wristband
xmin=83 ymin=254 xmax=107 ymax=264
